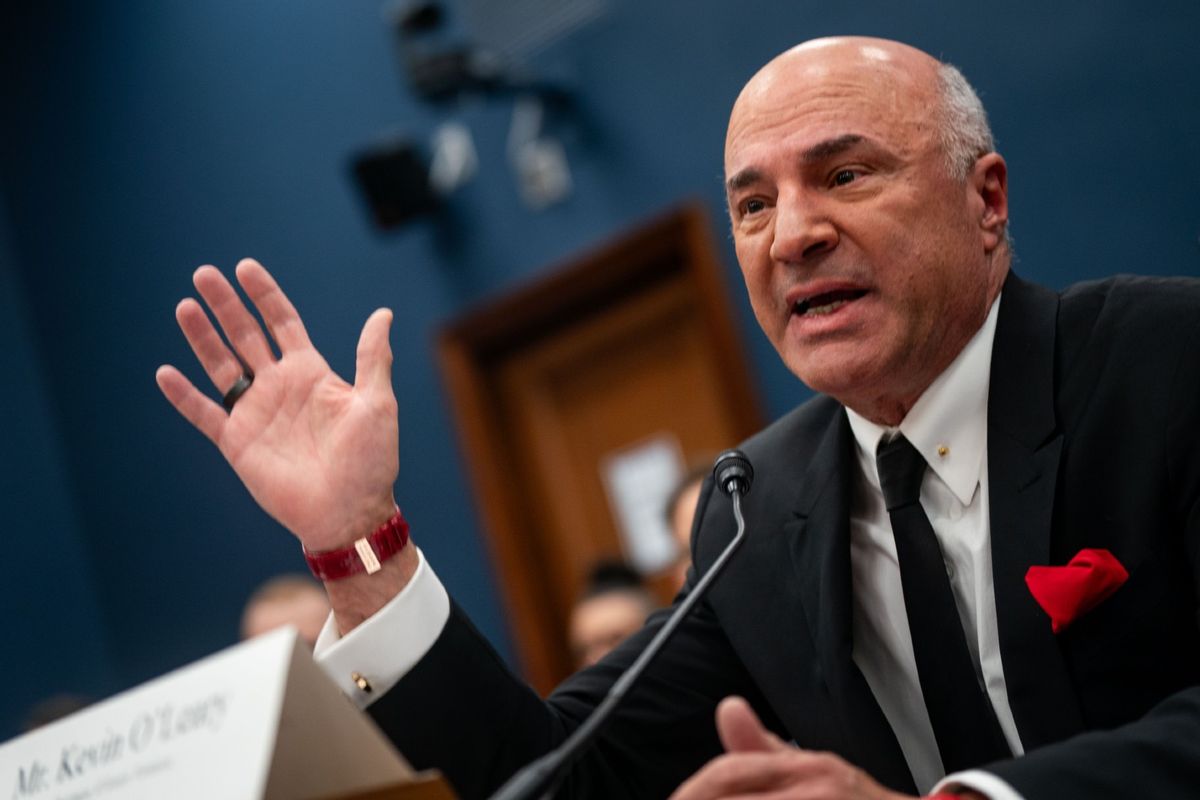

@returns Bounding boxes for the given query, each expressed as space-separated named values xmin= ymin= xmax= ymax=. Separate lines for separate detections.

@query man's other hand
xmin=669 ymin=696 xmax=920 ymax=800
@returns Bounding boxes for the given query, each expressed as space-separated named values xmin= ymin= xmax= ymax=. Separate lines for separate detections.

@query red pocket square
xmin=1025 ymin=548 xmax=1129 ymax=633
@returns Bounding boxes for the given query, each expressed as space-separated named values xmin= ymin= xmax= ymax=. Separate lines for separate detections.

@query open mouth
xmin=794 ymin=288 xmax=868 ymax=317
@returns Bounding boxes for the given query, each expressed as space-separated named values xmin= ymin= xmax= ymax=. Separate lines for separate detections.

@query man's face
xmin=724 ymin=39 xmax=1007 ymax=423
xmin=569 ymin=591 xmax=650 ymax=668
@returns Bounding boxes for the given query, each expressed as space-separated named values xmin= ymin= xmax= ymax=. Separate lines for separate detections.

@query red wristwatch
xmin=303 ymin=508 xmax=410 ymax=581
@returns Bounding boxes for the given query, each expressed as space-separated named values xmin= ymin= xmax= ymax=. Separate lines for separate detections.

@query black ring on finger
xmin=222 ymin=373 xmax=254 ymax=411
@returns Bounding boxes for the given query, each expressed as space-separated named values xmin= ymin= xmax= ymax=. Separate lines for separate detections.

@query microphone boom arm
xmin=488 ymin=479 xmax=751 ymax=800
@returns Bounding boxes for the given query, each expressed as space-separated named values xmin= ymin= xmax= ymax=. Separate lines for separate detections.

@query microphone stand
xmin=488 ymin=451 xmax=753 ymax=800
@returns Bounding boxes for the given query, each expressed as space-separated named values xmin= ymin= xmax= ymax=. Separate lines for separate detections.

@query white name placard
xmin=1 ymin=627 xmax=428 ymax=800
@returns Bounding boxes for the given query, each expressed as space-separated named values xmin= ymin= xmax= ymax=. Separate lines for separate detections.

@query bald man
xmin=160 ymin=37 xmax=1200 ymax=800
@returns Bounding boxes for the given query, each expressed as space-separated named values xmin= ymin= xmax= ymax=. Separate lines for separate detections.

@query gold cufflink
xmin=937 ymin=445 xmax=949 ymax=457
xmin=351 ymin=672 xmax=372 ymax=693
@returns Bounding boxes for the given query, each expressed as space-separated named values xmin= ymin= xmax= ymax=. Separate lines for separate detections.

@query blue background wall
xmin=1 ymin=1 xmax=1197 ymax=740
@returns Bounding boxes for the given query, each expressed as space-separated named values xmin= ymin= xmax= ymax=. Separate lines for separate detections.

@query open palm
xmin=156 ymin=259 xmax=399 ymax=551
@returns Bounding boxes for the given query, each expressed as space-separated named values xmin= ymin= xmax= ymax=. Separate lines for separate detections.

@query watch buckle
xmin=354 ymin=537 xmax=382 ymax=574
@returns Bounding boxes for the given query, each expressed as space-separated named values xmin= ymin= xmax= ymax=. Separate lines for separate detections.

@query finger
xmin=717 ymin=696 xmax=790 ymax=753
xmin=235 ymin=258 xmax=314 ymax=353
xmin=175 ymin=297 xmax=248 ymax=395
xmin=669 ymin=753 xmax=805 ymax=800
xmin=156 ymin=365 xmax=228 ymax=444
xmin=354 ymin=308 xmax=394 ymax=395
xmin=192 ymin=264 xmax=275 ymax=370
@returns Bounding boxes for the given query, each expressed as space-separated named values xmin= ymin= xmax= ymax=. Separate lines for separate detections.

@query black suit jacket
xmin=370 ymin=273 xmax=1200 ymax=799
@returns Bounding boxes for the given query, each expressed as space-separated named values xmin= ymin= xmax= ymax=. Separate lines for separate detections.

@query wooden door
xmin=437 ymin=205 xmax=764 ymax=694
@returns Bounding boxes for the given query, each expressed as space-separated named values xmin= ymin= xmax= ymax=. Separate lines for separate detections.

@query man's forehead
xmin=724 ymin=94 xmax=919 ymax=176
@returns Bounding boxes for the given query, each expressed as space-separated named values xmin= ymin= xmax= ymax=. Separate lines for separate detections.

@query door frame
xmin=436 ymin=203 xmax=763 ymax=692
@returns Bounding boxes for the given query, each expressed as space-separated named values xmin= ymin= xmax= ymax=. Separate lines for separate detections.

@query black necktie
xmin=875 ymin=434 xmax=1011 ymax=773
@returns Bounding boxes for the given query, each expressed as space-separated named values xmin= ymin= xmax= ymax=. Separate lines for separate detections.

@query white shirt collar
xmin=845 ymin=295 xmax=1001 ymax=506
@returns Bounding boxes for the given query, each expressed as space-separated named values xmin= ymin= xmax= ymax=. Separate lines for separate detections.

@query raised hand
xmin=156 ymin=258 xmax=399 ymax=553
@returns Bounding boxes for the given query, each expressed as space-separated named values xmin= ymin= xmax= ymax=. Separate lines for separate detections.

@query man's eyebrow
xmin=801 ymin=134 xmax=867 ymax=163
xmin=725 ymin=168 xmax=763 ymax=194
xmin=725 ymin=134 xmax=873 ymax=194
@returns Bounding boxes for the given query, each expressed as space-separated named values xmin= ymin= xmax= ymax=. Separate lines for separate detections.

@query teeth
xmin=801 ymin=298 xmax=848 ymax=316
xmin=794 ymin=288 xmax=867 ymax=316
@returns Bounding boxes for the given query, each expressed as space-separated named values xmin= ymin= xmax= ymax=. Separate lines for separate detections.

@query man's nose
xmin=769 ymin=192 xmax=838 ymax=263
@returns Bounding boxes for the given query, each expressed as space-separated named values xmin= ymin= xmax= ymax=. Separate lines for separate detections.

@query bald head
xmin=736 ymin=36 xmax=942 ymax=105
xmin=729 ymin=37 xmax=990 ymax=185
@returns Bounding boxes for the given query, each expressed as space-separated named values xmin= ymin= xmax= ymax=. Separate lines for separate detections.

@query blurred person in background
xmin=568 ymin=560 xmax=657 ymax=669
xmin=240 ymin=573 xmax=331 ymax=650
xmin=663 ymin=464 xmax=710 ymax=590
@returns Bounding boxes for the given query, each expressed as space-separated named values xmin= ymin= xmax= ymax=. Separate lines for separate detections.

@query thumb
xmin=355 ymin=308 xmax=394 ymax=395
xmin=716 ymin=696 xmax=789 ymax=753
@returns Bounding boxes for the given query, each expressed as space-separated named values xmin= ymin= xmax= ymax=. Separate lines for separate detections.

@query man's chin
xmin=785 ymin=356 xmax=896 ymax=413
xmin=786 ymin=354 xmax=873 ymax=397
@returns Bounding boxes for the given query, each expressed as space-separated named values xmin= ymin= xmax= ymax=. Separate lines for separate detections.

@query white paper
xmin=600 ymin=434 xmax=685 ymax=573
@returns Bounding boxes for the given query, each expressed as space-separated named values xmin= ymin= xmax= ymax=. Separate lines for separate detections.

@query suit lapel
xmin=788 ymin=412 xmax=917 ymax=793
xmin=988 ymin=273 xmax=1085 ymax=748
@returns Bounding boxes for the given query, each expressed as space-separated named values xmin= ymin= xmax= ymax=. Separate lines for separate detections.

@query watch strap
xmin=303 ymin=508 xmax=410 ymax=581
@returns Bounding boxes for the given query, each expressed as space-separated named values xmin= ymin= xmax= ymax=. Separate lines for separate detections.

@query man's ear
xmin=972 ymin=153 xmax=1008 ymax=253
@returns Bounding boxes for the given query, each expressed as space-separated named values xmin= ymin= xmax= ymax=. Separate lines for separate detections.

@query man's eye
xmin=832 ymin=169 xmax=857 ymax=186
xmin=742 ymin=198 xmax=766 ymax=215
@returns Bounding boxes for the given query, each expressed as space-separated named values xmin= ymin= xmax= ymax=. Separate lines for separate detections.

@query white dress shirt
xmin=843 ymin=297 xmax=1023 ymax=799
xmin=314 ymin=297 xmax=1026 ymax=799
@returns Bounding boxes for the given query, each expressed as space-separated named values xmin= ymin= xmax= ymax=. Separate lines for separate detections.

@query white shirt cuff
xmin=312 ymin=547 xmax=451 ymax=709
xmin=934 ymin=769 xmax=1025 ymax=800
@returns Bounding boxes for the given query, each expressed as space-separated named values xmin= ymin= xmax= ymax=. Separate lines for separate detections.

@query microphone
xmin=488 ymin=449 xmax=755 ymax=800
xmin=713 ymin=449 xmax=753 ymax=496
